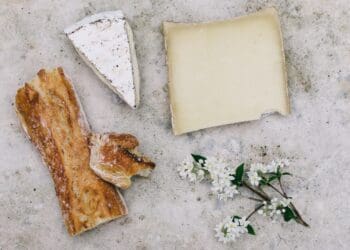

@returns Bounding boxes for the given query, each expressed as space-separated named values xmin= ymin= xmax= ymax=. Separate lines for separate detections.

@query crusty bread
xmin=90 ymin=133 xmax=155 ymax=189
xmin=15 ymin=68 xmax=127 ymax=236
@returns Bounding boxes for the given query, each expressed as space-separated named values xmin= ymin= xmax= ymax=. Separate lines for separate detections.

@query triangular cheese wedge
xmin=65 ymin=11 xmax=140 ymax=108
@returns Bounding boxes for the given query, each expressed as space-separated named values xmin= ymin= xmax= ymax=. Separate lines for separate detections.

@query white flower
xmin=235 ymin=217 xmax=250 ymax=230
xmin=247 ymin=163 xmax=267 ymax=186
xmin=204 ymin=157 xmax=238 ymax=200
xmin=247 ymin=159 xmax=291 ymax=186
xmin=177 ymin=158 xmax=194 ymax=179
xmin=177 ymin=157 xmax=208 ymax=182
xmin=247 ymin=170 xmax=262 ymax=186
xmin=269 ymin=198 xmax=280 ymax=217
xmin=280 ymin=197 xmax=291 ymax=207
xmin=258 ymin=197 xmax=292 ymax=219
xmin=215 ymin=216 xmax=250 ymax=243
xmin=177 ymin=156 xmax=239 ymax=200
xmin=203 ymin=157 xmax=228 ymax=175
xmin=214 ymin=218 xmax=232 ymax=244
xmin=215 ymin=185 xmax=239 ymax=201
xmin=265 ymin=163 xmax=275 ymax=173
xmin=177 ymin=159 xmax=197 ymax=182
xmin=267 ymin=158 xmax=290 ymax=173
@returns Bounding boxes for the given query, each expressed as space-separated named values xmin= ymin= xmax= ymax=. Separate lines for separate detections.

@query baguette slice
xmin=15 ymin=68 xmax=127 ymax=236
xmin=90 ymin=133 xmax=155 ymax=189
xmin=64 ymin=11 xmax=140 ymax=109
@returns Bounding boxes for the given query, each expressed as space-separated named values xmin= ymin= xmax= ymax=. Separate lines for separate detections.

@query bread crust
xmin=90 ymin=133 xmax=155 ymax=189
xmin=15 ymin=68 xmax=127 ymax=236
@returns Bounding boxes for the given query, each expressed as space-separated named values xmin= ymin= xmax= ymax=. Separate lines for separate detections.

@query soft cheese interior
xmin=65 ymin=11 xmax=140 ymax=108
xmin=164 ymin=8 xmax=290 ymax=135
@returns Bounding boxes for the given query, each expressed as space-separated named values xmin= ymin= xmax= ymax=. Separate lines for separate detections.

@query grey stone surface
xmin=0 ymin=0 xmax=349 ymax=249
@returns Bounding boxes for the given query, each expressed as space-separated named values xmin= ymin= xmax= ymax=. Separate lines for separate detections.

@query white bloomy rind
xmin=65 ymin=11 xmax=140 ymax=109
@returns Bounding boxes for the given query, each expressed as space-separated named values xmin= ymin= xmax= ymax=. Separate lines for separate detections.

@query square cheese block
xmin=163 ymin=8 xmax=290 ymax=135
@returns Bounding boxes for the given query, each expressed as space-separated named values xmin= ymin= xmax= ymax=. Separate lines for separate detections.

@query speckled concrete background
xmin=1 ymin=0 xmax=349 ymax=249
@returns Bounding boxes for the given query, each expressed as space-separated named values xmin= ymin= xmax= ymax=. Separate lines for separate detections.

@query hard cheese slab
xmin=164 ymin=8 xmax=290 ymax=135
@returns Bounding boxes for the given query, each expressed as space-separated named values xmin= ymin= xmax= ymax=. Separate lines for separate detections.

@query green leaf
xmin=259 ymin=179 xmax=267 ymax=185
xmin=275 ymin=166 xmax=283 ymax=179
xmin=268 ymin=175 xmax=278 ymax=182
xmin=191 ymin=154 xmax=206 ymax=164
xmin=246 ymin=225 xmax=256 ymax=235
xmin=259 ymin=176 xmax=268 ymax=186
xmin=282 ymin=172 xmax=292 ymax=176
xmin=232 ymin=215 xmax=241 ymax=221
xmin=277 ymin=165 xmax=281 ymax=173
xmin=234 ymin=163 xmax=244 ymax=186
xmin=283 ymin=207 xmax=296 ymax=222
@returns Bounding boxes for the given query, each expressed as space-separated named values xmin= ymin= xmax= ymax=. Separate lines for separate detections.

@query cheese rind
xmin=164 ymin=8 xmax=290 ymax=135
xmin=65 ymin=11 xmax=140 ymax=108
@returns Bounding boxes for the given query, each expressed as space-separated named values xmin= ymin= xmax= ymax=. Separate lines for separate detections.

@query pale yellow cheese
xmin=163 ymin=8 xmax=290 ymax=135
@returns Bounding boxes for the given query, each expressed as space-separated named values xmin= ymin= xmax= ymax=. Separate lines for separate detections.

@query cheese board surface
xmin=0 ymin=0 xmax=349 ymax=249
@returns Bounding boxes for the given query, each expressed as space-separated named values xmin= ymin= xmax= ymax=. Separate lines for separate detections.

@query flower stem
xmin=258 ymin=186 xmax=270 ymax=198
xmin=244 ymin=180 xmax=309 ymax=227
xmin=273 ymin=179 xmax=309 ymax=227
xmin=247 ymin=204 xmax=264 ymax=220
xmin=278 ymin=178 xmax=287 ymax=196
xmin=290 ymin=203 xmax=310 ymax=227
xmin=267 ymin=183 xmax=285 ymax=197
xmin=248 ymin=197 xmax=264 ymax=202
xmin=243 ymin=181 xmax=270 ymax=201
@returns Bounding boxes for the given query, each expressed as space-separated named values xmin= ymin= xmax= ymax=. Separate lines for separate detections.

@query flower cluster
xmin=258 ymin=197 xmax=292 ymax=218
xmin=205 ymin=157 xmax=239 ymax=201
xmin=247 ymin=159 xmax=290 ymax=186
xmin=177 ymin=156 xmax=238 ymax=201
xmin=178 ymin=154 xmax=307 ymax=244
xmin=215 ymin=216 xmax=251 ymax=243
xmin=177 ymin=157 xmax=207 ymax=182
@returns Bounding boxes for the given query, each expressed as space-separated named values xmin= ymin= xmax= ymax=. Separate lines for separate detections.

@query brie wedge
xmin=163 ymin=8 xmax=290 ymax=135
xmin=65 ymin=11 xmax=140 ymax=108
